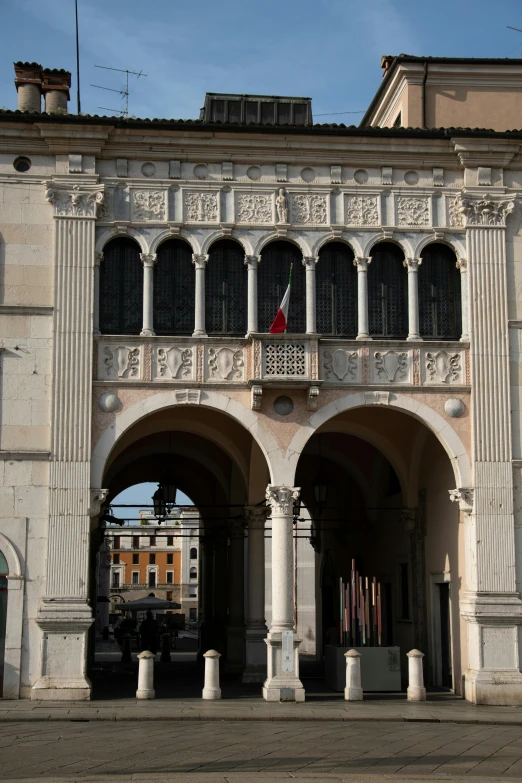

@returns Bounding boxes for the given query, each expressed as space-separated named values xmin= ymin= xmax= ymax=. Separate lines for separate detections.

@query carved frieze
xmin=184 ymin=191 xmax=219 ymax=222
xmin=207 ymin=347 xmax=245 ymax=381
xmin=396 ymin=196 xmax=430 ymax=226
xmin=156 ymin=346 xmax=193 ymax=380
xmin=132 ymin=190 xmax=166 ymax=221
xmin=236 ymin=193 xmax=273 ymax=224
xmin=346 ymin=195 xmax=379 ymax=226
xmin=101 ymin=345 xmax=140 ymax=379
xmin=373 ymin=350 xmax=409 ymax=383
xmin=45 ymin=184 xmax=104 ymax=218
xmin=424 ymin=350 xmax=462 ymax=384
xmin=323 ymin=348 xmax=358 ymax=382
xmin=290 ymin=193 xmax=328 ymax=225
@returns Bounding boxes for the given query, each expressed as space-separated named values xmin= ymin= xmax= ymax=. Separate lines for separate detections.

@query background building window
xmin=166 ymin=571 xmax=173 ymax=584
xmin=167 ymin=536 xmax=174 ymax=546
xmin=258 ymin=241 xmax=305 ymax=333
xmin=166 ymin=591 xmax=173 ymax=601
xmin=189 ymin=608 xmax=197 ymax=621
xmin=419 ymin=243 xmax=461 ymax=339
xmin=133 ymin=536 xmax=140 ymax=548
xmin=132 ymin=553 xmax=139 ymax=565
xmin=190 ymin=566 xmax=197 ymax=579
xmin=100 ymin=238 xmax=143 ymax=335
xmin=113 ymin=553 xmax=120 ymax=565
xmin=368 ymin=242 xmax=407 ymax=338
xmin=167 ymin=553 xmax=173 ymax=565
xmin=153 ymin=239 xmax=194 ymax=335
xmin=148 ymin=571 xmax=156 ymax=588
xmin=190 ymin=547 xmax=198 ymax=559
xmin=113 ymin=535 xmax=120 ymax=549
xmin=149 ymin=554 xmax=156 ymax=565
xmin=206 ymin=239 xmax=247 ymax=335
xmin=112 ymin=571 xmax=120 ymax=588
xmin=132 ymin=572 xmax=139 ymax=585
xmin=316 ymin=242 xmax=356 ymax=336
xmin=149 ymin=536 xmax=156 ymax=547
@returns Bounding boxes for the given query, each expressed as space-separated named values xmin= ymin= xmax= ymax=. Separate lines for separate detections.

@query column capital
xmin=449 ymin=487 xmax=474 ymax=514
xmin=265 ymin=485 xmax=300 ymax=516
xmin=192 ymin=254 xmax=209 ymax=269
xmin=45 ymin=182 xmax=104 ymax=219
xmin=456 ymin=257 xmax=468 ymax=272
xmin=353 ymin=256 xmax=371 ymax=271
xmin=244 ymin=255 xmax=261 ymax=268
xmin=140 ymin=253 xmax=157 ymax=267
xmin=404 ymin=257 xmax=423 ymax=271
xmin=302 ymin=256 xmax=319 ymax=269
xmin=244 ymin=505 xmax=269 ymax=527
xmin=454 ymin=193 xmax=515 ymax=227
xmin=94 ymin=252 xmax=104 ymax=266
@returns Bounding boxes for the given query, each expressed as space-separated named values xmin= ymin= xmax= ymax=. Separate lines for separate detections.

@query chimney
xmin=380 ymin=55 xmax=394 ymax=77
xmin=42 ymin=69 xmax=71 ymax=114
xmin=14 ymin=62 xmax=43 ymax=112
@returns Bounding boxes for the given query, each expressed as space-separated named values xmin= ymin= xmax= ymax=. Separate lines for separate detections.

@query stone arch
xmin=253 ymin=231 xmax=310 ymax=257
xmin=312 ymin=233 xmax=363 ymax=258
xmin=0 ymin=532 xmax=23 ymax=700
xmin=413 ymin=233 xmax=466 ymax=260
xmin=95 ymin=226 xmax=148 ymax=255
xmin=91 ymin=389 xmax=283 ymax=490
xmin=150 ymin=230 xmax=198 ymax=255
xmin=202 ymin=231 xmax=252 ymax=256
xmin=363 ymin=233 xmax=413 ymax=259
xmin=284 ymin=392 xmax=471 ymax=489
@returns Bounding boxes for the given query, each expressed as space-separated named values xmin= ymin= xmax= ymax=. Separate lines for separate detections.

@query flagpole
xmin=284 ymin=263 xmax=293 ymax=334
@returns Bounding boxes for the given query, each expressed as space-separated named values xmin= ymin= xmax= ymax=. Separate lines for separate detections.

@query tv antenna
xmin=91 ymin=65 xmax=147 ymax=118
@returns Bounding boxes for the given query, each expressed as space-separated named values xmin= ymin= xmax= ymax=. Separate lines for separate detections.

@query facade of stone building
xmin=1 ymin=56 xmax=522 ymax=704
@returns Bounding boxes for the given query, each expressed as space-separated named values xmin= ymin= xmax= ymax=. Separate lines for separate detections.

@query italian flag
xmin=269 ymin=264 xmax=293 ymax=334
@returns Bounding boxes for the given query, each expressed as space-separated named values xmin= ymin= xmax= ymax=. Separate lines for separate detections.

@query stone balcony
xmin=95 ymin=334 xmax=469 ymax=410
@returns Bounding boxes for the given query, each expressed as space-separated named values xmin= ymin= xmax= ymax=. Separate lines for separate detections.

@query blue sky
xmin=2 ymin=0 xmax=522 ymax=120
xmin=111 ymin=483 xmax=193 ymax=524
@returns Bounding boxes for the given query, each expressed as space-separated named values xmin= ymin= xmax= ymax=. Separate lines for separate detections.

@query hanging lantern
xmin=153 ymin=484 xmax=167 ymax=522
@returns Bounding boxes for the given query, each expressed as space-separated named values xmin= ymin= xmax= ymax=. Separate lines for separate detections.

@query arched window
xmin=258 ymin=241 xmax=305 ymax=333
xmin=190 ymin=547 xmax=198 ymax=560
xmin=419 ymin=244 xmax=461 ymax=340
xmin=0 ymin=550 xmax=7 ymax=688
xmin=190 ymin=566 xmax=197 ymax=579
xmin=154 ymin=239 xmax=194 ymax=335
xmin=206 ymin=240 xmax=246 ymax=335
xmin=368 ymin=242 xmax=407 ymax=339
xmin=100 ymin=238 xmax=142 ymax=334
xmin=316 ymin=242 xmax=356 ymax=336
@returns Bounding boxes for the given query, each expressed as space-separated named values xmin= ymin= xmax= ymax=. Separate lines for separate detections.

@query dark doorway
xmin=438 ymin=582 xmax=452 ymax=688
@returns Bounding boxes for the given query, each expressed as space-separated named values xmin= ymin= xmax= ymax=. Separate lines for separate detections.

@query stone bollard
xmin=136 ymin=650 xmax=155 ymax=699
xmin=202 ymin=649 xmax=221 ymax=700
xmin=121 ymin=633 xmax=132 ymax=663
xmin=407 ymin=649 xmax=426 ymax=701
xmin=160 ymin=633 xmax=171 ymax=663
xmin=344 ymin=649 xmax=363 ymax=701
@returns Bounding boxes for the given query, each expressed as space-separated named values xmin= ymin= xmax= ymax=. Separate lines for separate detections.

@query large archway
xmin=294 ymin=404 xmax=466 ymax=693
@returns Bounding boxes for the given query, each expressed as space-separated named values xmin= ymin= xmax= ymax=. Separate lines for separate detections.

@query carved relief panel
xmin=183 ymin=190 xmax=220 ymax=223
xmin=289 ymin=192 xmax=329 ymax=225
xmin=131 ymin=189 xmax=167 ymax=222
xmin=394 ymin=195 xmax=431 ymax=227
xmin=153 ymin=345 xmax=194 ymax=380
xmin=321 ymin=347 xmax=360 ymax=383
xmin=345 ymin=194 xmax=380 ymax=227
xmin=99 ymin=344 xmax=142 ymax=380
xmin=371 ymin=349 xmax=412 ymax=384
xmin=205 ymin=345 xmax=245 ymax=381
xmin=421 ymin=348 xmax=464 ymax=385
xmin=235 ymin=191 xmax=274 ymax=224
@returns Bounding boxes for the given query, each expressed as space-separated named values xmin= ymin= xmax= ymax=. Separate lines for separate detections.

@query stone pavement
xmin=3 ymin=693 xmax=522 ymax=725
xmin=5 ymin=718 xmax=522 ymax=782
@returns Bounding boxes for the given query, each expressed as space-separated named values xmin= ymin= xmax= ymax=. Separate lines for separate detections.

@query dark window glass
xmin=167 ymin=553 xmax=173 ymax=565
xmin=167 ymin=536 xmax=174 ymax=546
xmin=149 ymin=553 xmax=156 ymax=565
xmin=368 ymin=243 xmax=407 ymax=338
xmin=150 ymin=536 xmax=156 ymax=547
xmin=100 ymin=238 xmax=142 ymax=334
xmin=190 ymin=567 xmax=197 ymax=579
xmin=13 ymin=156 xmax=31 ymax=172
xmin=112 ymin=572 xmax=120 ymax=588
xmin=206 ymin=240 xmax=246 ymax=335
xmin=190 ymin=547 xmax=197 ymax=559
xmin=419 ymin=244 xmax=461 ymax=340
xmin=132 ymin=553 xmax=139 ymax=565
xmin=113 ymin=536 xmax=120 ymax=549
xmin=132 ymin=572 xmax=139 ymax=584
xmin=133 ymin=536 xmax=140 ymax=548
xmin=113 ymin=553 xmax=120 ymax=565
xmin=258 ymin=242 xmax=305 ymax=333
xmin=166 ymin=571 xmax=173 ymax=584
xmin=316 ymin=242 xmax=356 ymax=336
xmin=154 ymin=239 xmax=194 ymax=335
xmin=148 ymin=571 xmax=156 ymax=587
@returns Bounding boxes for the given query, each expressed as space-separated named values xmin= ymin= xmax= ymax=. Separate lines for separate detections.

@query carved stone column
xmin=192 ymin=254 xmax=208 ymax=337
xmin=263 ymin=486 xmax=305 ymax=702
xmin=303 ymin=256 xmax=318 ymax=334
xmin=93 ymin=252 xmax=102 ymax=336
xmin=226 ymin=518 xmax=245 ymax=672
xmin=243 ymin=506 xmax=269 ymax=683
xmin=456 ymin=258 xmax=470 ymax=341
xmin=33 ymin=182 xmax=104 ymax=700
xmin=404 ymin=257 xmax=422 ymax=341
xmin=245 ymin=255 xmax=260 ymax=334
xmin=140 ymin=253 xmax=157 ymax=337
xmin=353 ymin=257 xmax=371 ymax=340
xmin=455 ymin=193 xmax=522 ymax=705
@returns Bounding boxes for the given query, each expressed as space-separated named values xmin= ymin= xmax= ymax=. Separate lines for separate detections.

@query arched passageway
xmin=295 ymin=405 xmax=463 ymax=692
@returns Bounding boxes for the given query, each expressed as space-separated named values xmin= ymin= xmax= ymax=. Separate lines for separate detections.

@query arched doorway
xmin=295 ymin=405 xmax=463 ymax=692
